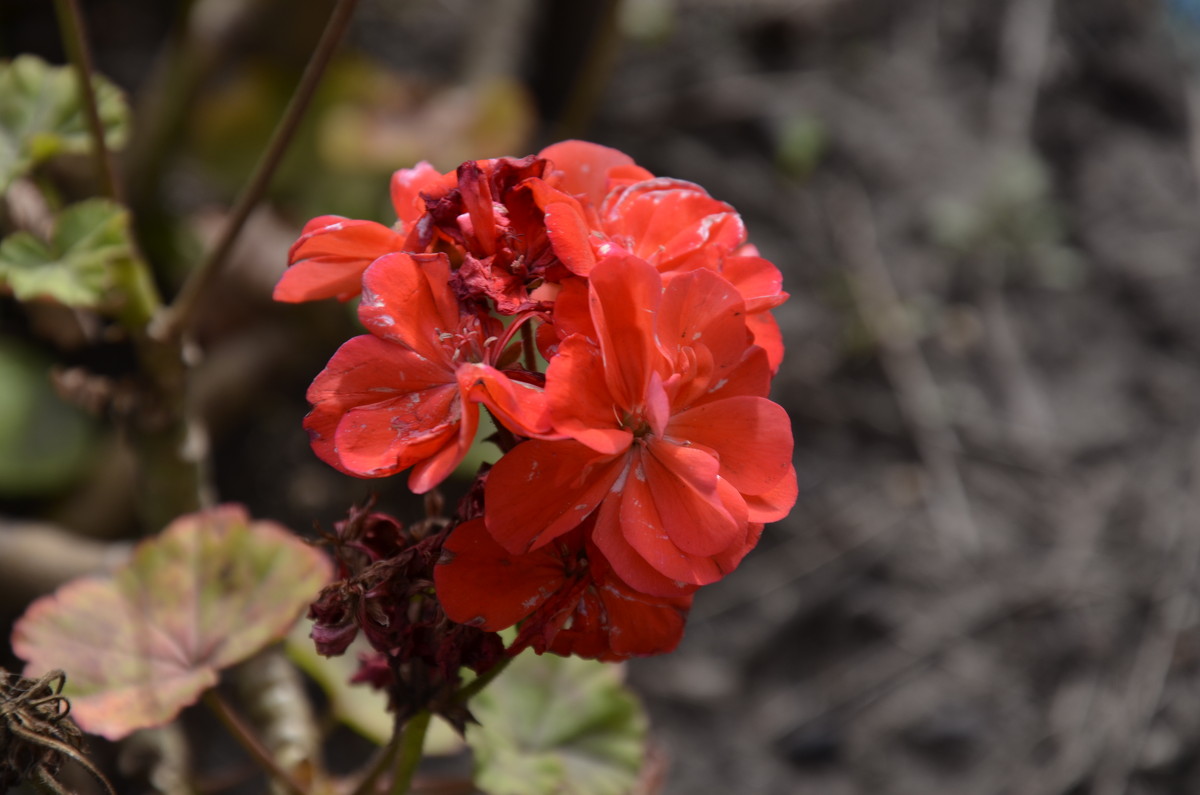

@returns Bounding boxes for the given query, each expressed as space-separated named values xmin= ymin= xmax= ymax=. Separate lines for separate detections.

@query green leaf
xmin=468 ymin=653 xmax=648 ymax=795
xmin=0 ymin=54 xmax=130 ymax=191
xmin=0 ymin=198 xmax=135 ymax=309
xmin=0 ymin=339 xmax=97 ymax=495
xmin=12 ymin=505 xmax=333 ymax=741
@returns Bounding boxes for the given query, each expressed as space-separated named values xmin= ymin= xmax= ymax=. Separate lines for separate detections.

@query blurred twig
xmin=989 ymin=0 xmax=1057 ymax=147
xmin=827 ymin=178 xmax=981 ymax=555
xmin=0 ymin=521 xmax=129 ymax=602
xmin=51 ymin=0 xmax=122 ymax=203
xmin=152 ymin=0 xmax=360 ymax=343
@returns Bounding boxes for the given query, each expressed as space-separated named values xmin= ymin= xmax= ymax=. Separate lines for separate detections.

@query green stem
xmin=455 ymin=655 xmax=512 ymax=705
xmin=153 ymin=0 xmax=360 ymax=342
xmin=51 ymin=0 xmax=122 ymax=203
xmin=203 ymin=689 xmax=307 ymax=795
xmin=520 ymin=319 xmax=537 ymax=373
xmin=349 ymin=732 xmax=403 ymax=795
xmin=389 ymin=710 xmax=432 ymax=795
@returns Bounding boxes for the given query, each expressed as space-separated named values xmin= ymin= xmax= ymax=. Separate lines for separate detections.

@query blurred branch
xmin=231 ymin=649 xmax=325 ymax=795
xmin=51 ymin=0 xmax=123 ymax=203
xmin=0 ymin=520 xmax=130 ymax=602
xmin=827 ymin=178 xmax=980 ymax=556
xmin=203 ymin=689 xmax=308 ymax=795
xmin=152 ymin=0 xmax=360 ymax=343
xmin=989 ymin=0 xmax=1056 ymax=147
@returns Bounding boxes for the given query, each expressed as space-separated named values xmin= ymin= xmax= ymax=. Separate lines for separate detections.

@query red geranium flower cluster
xmin=278 ymin=141 xmax=796 ymax=662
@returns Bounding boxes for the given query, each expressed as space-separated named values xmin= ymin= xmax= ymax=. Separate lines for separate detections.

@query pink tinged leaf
xmin=358 ymin=252 xmax=459 ymax=362
xmin=588 ymin=254 xmax=665 ymax=412
xmin=484 ymin=439 xmax=625 ymax=553
xmin=12 ymin=505 xmax=332 ymax=741
xmin=435 ymin=519 xmax=565 ymax=630
xmin=546 ymin=335 xmax=631 ymax=455
xmin=667 ymin=395 xmax=795 ymax=497
xmin=389 ymin=161 xmax=452 ymax=229
xmin=274 ymin=216 xmax=406 ymax=303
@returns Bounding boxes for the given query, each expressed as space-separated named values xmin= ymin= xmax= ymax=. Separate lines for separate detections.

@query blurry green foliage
xmin=0 ymin=338 xmax=97 ymax=496
xmin=930 ymin=151 xmax=1084 ymax=288
xmin=777 ymin=114 xmax=828 ymax=179
xmin=0 ymin=198 xmax=155 ymax=325
xmin=468 ymin=652 xmax=647 ymax=795
xmin=0 ymin=54 xmax=129 ymax=192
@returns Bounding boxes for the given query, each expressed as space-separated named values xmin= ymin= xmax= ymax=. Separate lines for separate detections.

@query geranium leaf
xmin=0 ymin=198 xmax=139 ymax=311
xmin=468 ymin=653 xmax=648 ymax=795
xmin=0 ymin=54 xmax=130 ymax=191
xmin=11 ymin=505 xmax=333 ymax=741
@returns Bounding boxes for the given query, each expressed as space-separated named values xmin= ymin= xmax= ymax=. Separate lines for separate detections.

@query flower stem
xmin=153 ymin=0 xmax=360 ymax=342
xmin=389 ymin=710 xmax=432 ymax=795
xmin=455 ymin=655 xmax=512 ymax=705
xmin=520 ymin=319 xmax=538 ymax=373
xmin=203 ymin=689 xmax=307 ymax=795
xmin=51 ymin=0 xmax=122 ymax=203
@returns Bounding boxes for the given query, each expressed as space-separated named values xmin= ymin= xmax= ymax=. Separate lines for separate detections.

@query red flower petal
xmin=590 ymin=489 xmax=720 ymax=595
xmin=304 ymin=335 xmax=455 ymax=475
xmin=538 ymin=140 xmax=647 ymax=208
xmin=588 ymin=254 xmax=664 ymax=412
xmin=601 ymin=179 xmax=744 ymax=267
xmin=389 ymin=161 xmax=453 ymax=231
xmin=335 ymin=382 xmax=460 ymax=478
xmin=485 ymin=439 xmax=624 ymax=553
xmin=435 ymin=518 xmax=566 ymax=630
xmin=667 ymin=395 xmax=794 ymax=497
xmin=544 ymin=200 xmax=597 ymax=276
xmin=275 ymin=216 xmax=405 ymax=303
xmin=641 ymin=441 xmax=745 ymax=557
xmin=595 ymin=576 xmax=691 ymax=658
xmin=458 ymin=362 xmax=555 ymax=439
xmin=747 ymin=310 xmax=784 ymax=374
xmin=722 ymin=254 xmax=788 ymax=313
xmin=742 ymin=467 xmax=798 ymax=523
xmin=546 ymin=335 xmax=631 ymax=455
xmin=358 ymin=252 xmax=462 ymax=363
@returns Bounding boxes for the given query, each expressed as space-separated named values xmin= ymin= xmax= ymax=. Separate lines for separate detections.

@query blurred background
xmin=5 ymin=0 xmax=1200 ymax=792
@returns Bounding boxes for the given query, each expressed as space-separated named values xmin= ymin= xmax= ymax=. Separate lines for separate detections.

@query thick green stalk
xmin=389 ymin=710 xmax=432 ymax=795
